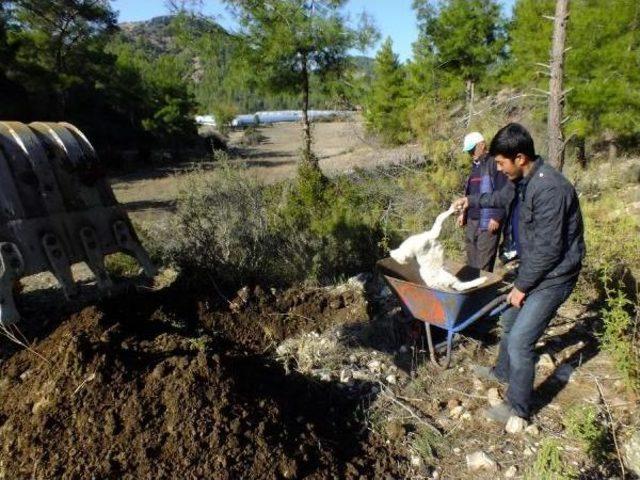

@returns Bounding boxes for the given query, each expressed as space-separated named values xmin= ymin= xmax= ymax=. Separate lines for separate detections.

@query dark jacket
xmin=469 ymin=157 xmax=585 ymax=293
xmin=464 ymin=154 xmax=507 ymax=230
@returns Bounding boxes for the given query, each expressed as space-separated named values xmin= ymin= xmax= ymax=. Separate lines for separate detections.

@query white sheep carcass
xmin=389 ymin=206 xmax=487 ymax=292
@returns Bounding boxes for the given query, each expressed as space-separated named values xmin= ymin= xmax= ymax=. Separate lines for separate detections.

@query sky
xmin=112 ymin=0 xmax=516 ymax=63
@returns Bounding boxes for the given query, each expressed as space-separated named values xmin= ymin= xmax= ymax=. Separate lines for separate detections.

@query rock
xmin=339 ymin=369 xmax=353 ymax=384
xmin=367 ymin=360 xmax=381 ymax=373
xmin=624 ymin=429 xmax=640 ymax=476
xmin=537 ymin=353 xmax=555 ymax=369
xmin=525 ymin=424 xmax=540 ymax=436
xmin=554 ymin=364 xmax=574 ymax=382
xmin=487 ymin=387 xmax=502 ymax=407
xmin=352 ymin=371 xmax=370 ymax=381
xmin=447 ymin=399 xmax=461 ymax=410
xmin=504 ymin=465 xmax=518 ymax=478
xmin=449 ymin=406 xmax=465 ymax=419
xmin=347 ymin=273 xmax=369 ymax=290
xmin=505 ymin=416 xmax=528 ymax=434
xmin=466 ymin=451 xmax=498 ymax=472
xmin=385 ymin=374 xmax=397 ymax=385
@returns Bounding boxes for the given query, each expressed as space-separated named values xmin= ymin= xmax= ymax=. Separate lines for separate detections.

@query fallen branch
xmin=378 ymin=382 xmax=442 ymax=437
xmin=593 ymin=375 xmax=626 ymax=480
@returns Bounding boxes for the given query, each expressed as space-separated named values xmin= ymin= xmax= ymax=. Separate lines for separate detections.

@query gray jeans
xmin=493 ymin=280 xmax=577 ymax=417
xmin=465 ymin=218 xmax=500 ymax=272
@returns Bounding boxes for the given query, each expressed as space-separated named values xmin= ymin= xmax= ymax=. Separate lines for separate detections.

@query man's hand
xmin=487 ymin=218 xmax=500 ymax=234
xmin=452 ymin=197 xmax=469 ymax=213
xmin=507 ymin=287 xmax=526 ymax=308
xmin=456 ymin=213 xmax=466 ymax=227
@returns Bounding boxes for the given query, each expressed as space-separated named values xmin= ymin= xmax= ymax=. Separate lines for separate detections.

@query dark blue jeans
xmin=493 ymin=280 xmax=576 ymax=417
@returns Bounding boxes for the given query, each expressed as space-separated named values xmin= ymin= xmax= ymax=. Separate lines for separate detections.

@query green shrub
xmin=237 ymin=126 xmax=267 ymax=146
xmin=598 ymin=277 xmax=639 ymax=393
xmin=564 ymin=404 xmax=610 ymax=462
xmin=159 ymin=164 xmax=295 ymax=288
xmin=105 ymin=253 xmax=141 ymax=278
xmin=525 ymin=438 xmax=577 ymax=480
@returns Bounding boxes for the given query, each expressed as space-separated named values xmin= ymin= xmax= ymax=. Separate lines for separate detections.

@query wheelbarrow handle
xmin=451 ymin=293 xmax=510 ymax=334
xmin=485 ymin=293 xmax=510 ymax=317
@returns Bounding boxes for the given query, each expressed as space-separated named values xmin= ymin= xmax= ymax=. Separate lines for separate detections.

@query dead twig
xmin=593 ymin=375 xmax=627 ymax=480
xmin=378 ymin=382 xmax=442 ymax=437
xmin=446 ymin=387 xmax=488 ymax=400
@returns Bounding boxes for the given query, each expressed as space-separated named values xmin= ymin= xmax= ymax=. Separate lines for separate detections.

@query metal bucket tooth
xmin=112 ymin=220 xmax=158 ymax=278
xmin=41 ymin=233 xmax=78 ymax=299
xmin=0 ymin=242 xmax=24 ymax=327
xmin=79 ymin=227 xmax=113 ymax=292
xmin=1 ymin=121 xmax=156 ymax=322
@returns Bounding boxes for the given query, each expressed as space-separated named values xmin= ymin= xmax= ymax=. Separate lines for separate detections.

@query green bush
xmin=598 ymin=278 xmax=639 ymax=394
xmin=105 ymin=252 xmax=141 ymax=278
xmin=564 ymin=404 xmax=610 ymax=462
xmin=525 ymin=438 xmax=577 ymax=480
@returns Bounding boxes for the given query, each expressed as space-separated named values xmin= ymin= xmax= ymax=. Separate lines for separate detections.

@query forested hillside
xmin=0 ymin=2 xmax=374 ymax=164
xmin=366 ymin=0 xmax=640 ymax=163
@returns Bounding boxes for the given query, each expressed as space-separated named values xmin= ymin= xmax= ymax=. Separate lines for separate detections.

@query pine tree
xmin=509 ymin=0 xmax=640 ymax=159
xmin=224 ymin=0 xmax=378 ymax=167
xmin=505 ymin=0 xmax=555 ymax=89
xmin=565 ymin=0 xmax=640 ymax=159
xmin=365 ymin=37 xmax=410 ymax=145
xmin=412 ymin=0 xmax=506 ymax=108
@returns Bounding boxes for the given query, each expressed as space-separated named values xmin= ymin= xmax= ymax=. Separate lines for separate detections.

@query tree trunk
xmin=547 ymin=0 xmax=569 ymax=171
xmin=300 ymin=53 xmax=316 ymax=168
xmin=466 ymin=79 xmax=475 ymax=128
xmin=576 ymin=137 xmax=586 ymax=168
xmin=605 ymin=130 xmax=617 ymax=161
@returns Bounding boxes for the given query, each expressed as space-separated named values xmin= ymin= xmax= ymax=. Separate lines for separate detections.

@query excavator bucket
xmin=0 ymin=121 xmax=157 ymax=326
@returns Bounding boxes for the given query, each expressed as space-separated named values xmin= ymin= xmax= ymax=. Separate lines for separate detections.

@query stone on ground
xmin=487 ymin=387 xmax=502 ymax=407
xmin=466 ymin=451 xmax=498 ymax=472
xmin=505 ymin=415 xmax=528 ymax=434
xmin=624 ymin=429 xmax=640 ymax=476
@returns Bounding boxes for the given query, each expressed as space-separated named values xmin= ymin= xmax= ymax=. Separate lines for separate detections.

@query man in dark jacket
xmin=459 ymin=132 xmax=508 ymax=272
xmin=453 ymin=123 xmax=585 ymax=423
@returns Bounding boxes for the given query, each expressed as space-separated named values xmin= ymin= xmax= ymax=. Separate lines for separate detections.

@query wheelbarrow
xmin=377 ymin=257 xmax=511 ymax=368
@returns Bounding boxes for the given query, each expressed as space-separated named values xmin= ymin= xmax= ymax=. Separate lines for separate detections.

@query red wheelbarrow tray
xmin=376 ymin=257 xmax=510 ymax=366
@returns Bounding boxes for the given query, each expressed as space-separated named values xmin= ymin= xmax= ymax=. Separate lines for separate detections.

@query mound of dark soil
xmin=0 ymin=285 xmax=408 ymax=479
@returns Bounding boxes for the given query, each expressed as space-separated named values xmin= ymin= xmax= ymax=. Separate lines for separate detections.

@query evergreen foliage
xmin=365 ymin=37 xmax=410 ymax=145
xmin=222 ymin=0 xmax=378 ymax=164
xmin=412 ymin=0 xmax=506 ymax=97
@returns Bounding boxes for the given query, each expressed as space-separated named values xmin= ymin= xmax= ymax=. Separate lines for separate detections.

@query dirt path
xmin=110 ymin=120 xmax=422 ymax=223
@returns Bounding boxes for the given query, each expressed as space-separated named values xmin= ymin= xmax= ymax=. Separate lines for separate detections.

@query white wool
xmin=390 ymin=206 xmax=487 ymax=292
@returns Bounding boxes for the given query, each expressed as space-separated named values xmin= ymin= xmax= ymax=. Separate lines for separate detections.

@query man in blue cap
xmin=459 ymin=131 xmax=507 ymax=272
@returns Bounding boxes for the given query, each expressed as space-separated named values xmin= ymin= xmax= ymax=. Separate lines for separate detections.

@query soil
xmin=0 ymin=283 xmax=409 ymax=479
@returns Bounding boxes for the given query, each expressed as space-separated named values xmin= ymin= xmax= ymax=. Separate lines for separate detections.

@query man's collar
xmin=521 ymin=156 xmax=543 ymax=185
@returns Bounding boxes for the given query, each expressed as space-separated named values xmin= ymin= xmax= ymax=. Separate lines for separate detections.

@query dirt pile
xmin=0 ymin=284 xmax=408 ymax=479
